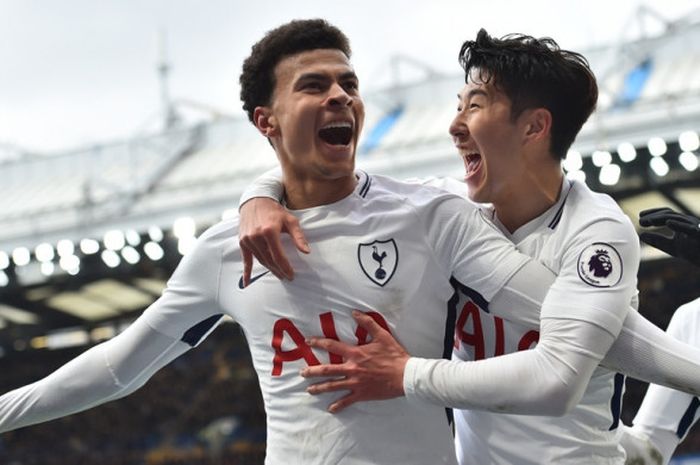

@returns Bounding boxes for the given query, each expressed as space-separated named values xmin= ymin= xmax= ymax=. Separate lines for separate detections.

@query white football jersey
xmin=629 ymin=297 xmax=700 ymax=464
xmin=425 ymin=176 xmax=640 ymax=465
xmin=142 ymin=172 xmax=531 ymax=465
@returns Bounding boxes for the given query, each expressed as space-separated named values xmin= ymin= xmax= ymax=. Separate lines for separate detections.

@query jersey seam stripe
xmin=548 ymin=181 xmax=574 ymax=229
xmin=359 ymin=171 xmax=372 ymax=197
xmin=448 ymin=276 xmax=490 ymax=312
xmin=676 ymin=397 xmax=700 ymax=438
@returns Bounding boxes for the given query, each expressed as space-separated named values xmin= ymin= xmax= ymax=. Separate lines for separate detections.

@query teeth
xmin=321 ymin=121 xmax=352 ymax=130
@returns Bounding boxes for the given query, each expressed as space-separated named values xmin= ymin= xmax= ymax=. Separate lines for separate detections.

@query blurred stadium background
xmin=1 ymin=5 xmax=700 ymax=465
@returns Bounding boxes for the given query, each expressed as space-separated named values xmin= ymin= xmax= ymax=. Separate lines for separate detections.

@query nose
xmin=449 ymin=112 xmax=467 ymax=139
xmin=327 ymin=82 xmax=352 ymax=107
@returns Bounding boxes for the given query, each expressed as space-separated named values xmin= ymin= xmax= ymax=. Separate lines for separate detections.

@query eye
xmin=343 ymin=81 xmax=359 ymax=92
xmin=303 ymin=81 xmax=322 ymax=91
xmin=469 ymin=102 xmax=481 ymax=109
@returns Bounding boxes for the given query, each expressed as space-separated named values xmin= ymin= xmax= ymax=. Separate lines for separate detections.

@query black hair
xmin=240 ymin=19 xmax=352 ymax=123
xmin=459 ymin=29 xmax=598 ymax=159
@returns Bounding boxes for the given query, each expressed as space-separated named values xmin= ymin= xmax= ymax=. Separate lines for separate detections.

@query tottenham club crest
xmin=358 ymin=239 xmax=399 ymax=287
xmin=577 ymin=242 xmax=623 ymax=288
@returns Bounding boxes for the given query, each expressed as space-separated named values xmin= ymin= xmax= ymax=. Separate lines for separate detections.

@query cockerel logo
xmin=358 ymin=239 xmax=399 ymax=287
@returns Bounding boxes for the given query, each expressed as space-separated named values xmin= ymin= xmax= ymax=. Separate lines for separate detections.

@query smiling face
xmin=449 ymin=72 xmax=531 ymax=205
xmin=255 ymin=48 xmax=364 ymax=185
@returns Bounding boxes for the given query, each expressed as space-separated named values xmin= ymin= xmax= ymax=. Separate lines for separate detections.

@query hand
xmin=639 ymin=207 xmax=700 ymax=266
xmin=239 ymin=197 xmax=310 ymax=285
xmin=300 ymin=310 xmax=410 ymax=413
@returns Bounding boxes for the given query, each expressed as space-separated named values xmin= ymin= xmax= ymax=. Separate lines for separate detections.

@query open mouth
xmin=318 ymin=122 xmax=353 ymax=146
xmin=464 ymin=153 xmax=482 ymax=176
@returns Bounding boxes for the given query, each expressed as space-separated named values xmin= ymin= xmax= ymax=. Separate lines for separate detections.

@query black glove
xmin=639 ymin=207 xmax=700 ymax=266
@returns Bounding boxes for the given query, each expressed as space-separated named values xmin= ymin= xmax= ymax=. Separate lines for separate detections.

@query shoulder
xmin=368 ymin=173 xmax=476 ymax=213
xmin=182 ymin=217 xmax=241 ymax=265
xmin=675 ymin=297 xmax=700 ymax=321
xmin=562 ymin=180 xmax=637 ymax=241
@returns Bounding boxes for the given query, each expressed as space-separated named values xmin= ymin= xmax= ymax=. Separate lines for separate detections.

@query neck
xmin=494 ymin=163 xmax=564 ymax=233
xmin=283 ymin=173 xmax=357 ymax=210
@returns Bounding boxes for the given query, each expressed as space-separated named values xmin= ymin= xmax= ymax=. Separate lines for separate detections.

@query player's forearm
xmin=0 ymin=318 xmax=188 ymax=433
xmin=601 ymin=310 xmax=700 ymax=396
xmin=404 ymin=318 xmax=609 ymax=415
xmin=238 ymin=167 xmax=284 ymax=207
xmin=0 ymin=343 xmax=124 ymax=433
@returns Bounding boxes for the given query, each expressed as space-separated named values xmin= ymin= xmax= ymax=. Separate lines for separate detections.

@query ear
xmin=523 ymin=108 xmax=552 ymax=143
xmin=253 ymin=106 xmax=279 ymax=138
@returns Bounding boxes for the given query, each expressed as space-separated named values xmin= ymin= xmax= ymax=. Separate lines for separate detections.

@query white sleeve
xmin=0 ymin=225 xmax=229 ymax=433
xmin=624 ymin=298 xmax=700 ymax=465
xmin=405 ymin=213 xmax=639 ymax=415
xmin=404 ymin=259 xmax=613 ymax=415
xmin=238 ymin=167 xmax=284 ymax=207
xmin=0 ymin=317 xmax=190 ymax=433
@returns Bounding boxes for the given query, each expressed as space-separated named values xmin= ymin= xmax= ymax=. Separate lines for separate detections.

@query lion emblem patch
xmin=577 ymin=243 xmax=623 ymax=287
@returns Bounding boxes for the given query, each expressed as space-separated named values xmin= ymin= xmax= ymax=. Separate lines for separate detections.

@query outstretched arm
xmin=1 ymin=221 xmax=227 ymax=433
xmin=0 ymin=317 xmax=189 ymax=433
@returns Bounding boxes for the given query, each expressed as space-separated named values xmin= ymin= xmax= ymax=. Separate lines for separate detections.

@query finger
xmin=243 ymin=237 xmax=285 ymax=280
xmin=265 ymin=233 xmax=294 ymax=280
xmin=306 ymin=378 xmax=352 ymax=395
xmin=640 ymin=232 xmax=675 ymax=256
xmin=285 ymin=217 xmax=311 ymax=254
xmin=328 ymin=393 xmax=359 ymax=413
xmin=639 ymin=207 xmax=673 ymax=217
xmin=306 ymin=337 xmax=354 ymax=357
xmin=352 ymin=310 xmax=388 ymax=340
xmin=241 ymin=248 xmax=253 ymax=287
xmin=639 ymin=208 xmax=674 ymax=227
xmin=667 ymin=219 xmax=700 ymax=236
xmin=301 ymin=363 xmax=353 ymax=379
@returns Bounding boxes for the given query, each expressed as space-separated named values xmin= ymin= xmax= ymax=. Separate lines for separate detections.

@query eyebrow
xmin=459 ymin=88 xmax=488 ymax=101
xmin=297 ymin=71 xmax=358 ymax=82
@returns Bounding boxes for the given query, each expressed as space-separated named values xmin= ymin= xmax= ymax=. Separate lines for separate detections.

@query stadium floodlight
xmin=80 ymin=238 xmax=100 ymax=255
xmin=0 ymin=271 xmax=8 ymax=287
xmin=101 ymin=250 xmax=121 ymax=268
xmin=144 ymin=241 xmax=164 ymax=261
xmin=648 ymin=137 xmax=667 ymax=157
xmin=566 ymin=169 xmax=586 ymax=183
xmin=679 ymin=131 xmax=700 ymax=152
xmin=178 ymin=236 xmax=197 ymax=256
xmin=599 ymin=163 xmax=621 ymax=186
xmin=650 ymin=157 xmax=669 ymax=176
xmin=104 ymin=230 xmax=126 ymax=251
xmin=591 ymin=150 xmax=612 ymax=167
xmin=679 ymin=152 xmax=699 ymax=172
xmin=59 ymin=255 xmax=80 ymax=273
xmin=617 ymin=142 xmax=637 ymax=163
xmin=35 ymin=243 xmax=55 ymax=262
xmin=121 ymin=246 xmax=140 ymax=265
xmin=148 ymin=226 xmax=164 ymax=242
xmin=0 ymin=251 xmax=8 ymax=270
xmin=12 ymin=247 xmax=30 ymax=267
xmin=173 ymin=217 xmax=196 ymax=239
xmin=562 ymin=150 xmax=583 ymax=172
xmin=40 ymin=262 xmax=55 ymax=277
xmin=126 ymin=230 xmax=141 ymax=247
xmin=56 ymin=239 xmax=75 ymax=257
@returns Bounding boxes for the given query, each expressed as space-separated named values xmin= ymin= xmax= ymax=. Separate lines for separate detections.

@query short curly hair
xmin=459 ymin=29 xmax=598 ymax=160
xmin=239 ymin=19 xmax=352 ymax=123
